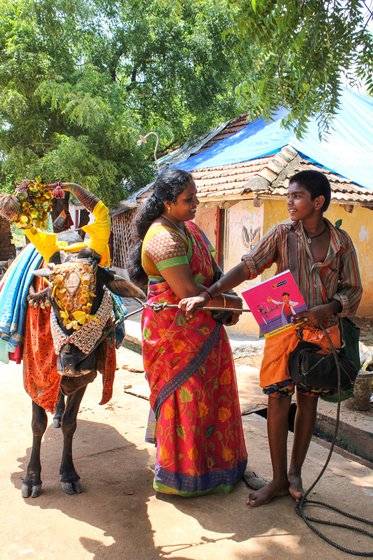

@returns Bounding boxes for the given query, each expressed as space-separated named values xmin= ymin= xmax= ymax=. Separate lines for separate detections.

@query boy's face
xmin=287 ymin=181 xmax=324 ymax=222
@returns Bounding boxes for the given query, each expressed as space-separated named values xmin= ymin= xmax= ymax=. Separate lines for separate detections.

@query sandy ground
xmin=0 ymin=347 xmax=372 ymax=560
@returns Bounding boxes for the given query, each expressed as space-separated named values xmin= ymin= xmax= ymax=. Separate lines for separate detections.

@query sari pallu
xmin=142 ymin=221 xmax=247 ymax=496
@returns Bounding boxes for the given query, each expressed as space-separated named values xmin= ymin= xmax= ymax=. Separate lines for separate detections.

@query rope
xmin=122 ymin=299 xmax=251 ymax=319
xmin=295 ymin=324 xmax=373 ymax=557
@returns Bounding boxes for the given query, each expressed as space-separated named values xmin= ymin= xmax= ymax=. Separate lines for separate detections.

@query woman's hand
xmin=179 ymin=291 xmax=210 ymax=314
xmin=179 ymin=291 xmax=244 ymax=324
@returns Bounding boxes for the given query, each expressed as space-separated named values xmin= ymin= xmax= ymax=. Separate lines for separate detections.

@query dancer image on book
xmin=267 ymin=292 xmax=299 ymax=325
xmin=128 ymin=168 xmax=248 ymax=496
xmin=179 ymin=169 xmax=362 ymax=507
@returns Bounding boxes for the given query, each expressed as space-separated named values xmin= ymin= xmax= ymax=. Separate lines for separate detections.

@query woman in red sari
xmin=129 ymin=169 xmax=247 ymax=496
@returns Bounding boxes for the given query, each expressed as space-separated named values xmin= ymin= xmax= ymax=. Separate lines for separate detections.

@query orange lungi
xmin=259 ymin=324 xmax=341 ymax=388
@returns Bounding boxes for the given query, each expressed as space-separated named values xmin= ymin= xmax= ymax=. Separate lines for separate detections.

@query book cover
xmin=241 ymin=270 xmax=308 ymax=337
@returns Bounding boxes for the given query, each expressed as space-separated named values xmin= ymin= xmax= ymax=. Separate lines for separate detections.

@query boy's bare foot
xmin=288 ymin=472 xmax=304 ymax=502
xmin=246 ymin=480 xmax=289 ymax=507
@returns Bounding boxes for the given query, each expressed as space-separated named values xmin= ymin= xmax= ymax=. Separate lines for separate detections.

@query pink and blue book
xmin=242 ymin=270 xmax=307 ymax=337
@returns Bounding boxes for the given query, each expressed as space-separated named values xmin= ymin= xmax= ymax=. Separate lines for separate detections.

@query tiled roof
xmin=192 ymin=146 xmax=373 ymax=207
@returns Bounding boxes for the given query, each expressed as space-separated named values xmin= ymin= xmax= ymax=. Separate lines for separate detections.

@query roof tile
xmin=192 ymin=147 xmax=373 ymax=206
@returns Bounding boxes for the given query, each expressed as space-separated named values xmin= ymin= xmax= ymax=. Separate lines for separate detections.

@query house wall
xmin=223 ymin=200 xmax=263 ymax=336
xmin=195 ymin=206 xmax=217 ymax=248
xmin=196 ymin=202 xmax=264 ymax=337
xmin=199 ymin=200 xmax=264 ymax=337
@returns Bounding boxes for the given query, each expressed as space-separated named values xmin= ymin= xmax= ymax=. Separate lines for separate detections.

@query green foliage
xmin=230 ymin=0 xmax=373 ymax=138
xmin=1 ymin=0 xmax=370 ymax=199
xmin=0 ymin=0 xmax=252 ymax=205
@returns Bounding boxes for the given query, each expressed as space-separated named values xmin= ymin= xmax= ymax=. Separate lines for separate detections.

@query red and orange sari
xmin=141 ymin=221 xmax=247 ymax=496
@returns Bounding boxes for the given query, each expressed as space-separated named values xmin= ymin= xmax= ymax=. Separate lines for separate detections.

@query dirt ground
xmin=1 ymin=347 xmax=372 ymax=560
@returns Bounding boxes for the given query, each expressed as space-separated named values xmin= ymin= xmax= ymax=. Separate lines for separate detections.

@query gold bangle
xmin=222 ymin=293 xmax=227 ymax=308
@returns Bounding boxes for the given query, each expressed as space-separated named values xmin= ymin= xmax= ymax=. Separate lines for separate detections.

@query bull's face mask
xmin=49 ymin=259 xmax=97 ymax=331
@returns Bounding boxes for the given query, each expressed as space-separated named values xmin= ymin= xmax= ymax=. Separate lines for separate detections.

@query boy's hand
xmin=292 ymin=302 xmax=340 ymax=327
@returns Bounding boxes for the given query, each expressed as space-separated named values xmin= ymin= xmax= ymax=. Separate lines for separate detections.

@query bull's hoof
xmin=61 ymin=479 xmax=83 ymax=494
xmin=22 ymin=482 xmax=42 ymax=498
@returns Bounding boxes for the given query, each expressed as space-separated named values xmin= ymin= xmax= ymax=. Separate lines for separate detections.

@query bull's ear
xmin=107 ymin=275 xmax=146 ymax=299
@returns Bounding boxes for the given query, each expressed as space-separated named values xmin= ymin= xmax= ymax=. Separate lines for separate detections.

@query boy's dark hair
xmin=289 ymin=170 xmax=331 ymax=212
xmin=282 ymin=292 xmax=290 ymax=297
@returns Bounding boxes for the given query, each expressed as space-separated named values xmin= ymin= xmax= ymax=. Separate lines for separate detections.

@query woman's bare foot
xmin=288 ymin=472 xmax=304 ymax=502
xmin=246 ymin=480 xmax=289 ymax=507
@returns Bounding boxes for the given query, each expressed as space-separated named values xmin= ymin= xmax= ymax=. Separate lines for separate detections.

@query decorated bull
xmin=0 ymin=180 xmax=144 ymax=497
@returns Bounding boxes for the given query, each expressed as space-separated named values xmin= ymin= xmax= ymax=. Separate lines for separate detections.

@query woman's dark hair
xmin=128 ymin=168 xmax=193 ymax=287
xmin=289 ymin=170 xmax=331 ymax=212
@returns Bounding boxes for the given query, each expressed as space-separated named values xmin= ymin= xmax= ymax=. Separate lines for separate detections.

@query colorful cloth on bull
xmin=23 ymin=274 xmax=61 ymax=412
xmin=141 ymin=220 xmax=247 ymax=496
xmin=111 ymin=293 xmax=127 ymax=348
xmin=0 ymin=244 xmax=42 ymax=361
xmin=23 ymin=274 xmax=117 ymax=412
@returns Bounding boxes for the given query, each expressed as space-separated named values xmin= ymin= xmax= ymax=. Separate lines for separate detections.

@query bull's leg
xmin=53 ymin=391 xmax=65 ymax=428
xmin=22 ymin=401 xmax=48 ymax=498
xmin=59 ymin=385 xmax=86 ymax=494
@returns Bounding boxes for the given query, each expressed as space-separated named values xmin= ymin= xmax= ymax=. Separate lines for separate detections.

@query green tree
xmin=230 ymin=0 xmax=373 ymax=137
xmin=0 ymin=0 xmax=253 ymax=205
xmin=0 ymin=0 xmax=155 ymax=206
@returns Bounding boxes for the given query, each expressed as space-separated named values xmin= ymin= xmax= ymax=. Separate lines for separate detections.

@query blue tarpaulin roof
xmin=176 ymin=88 xmax=372 ymax=191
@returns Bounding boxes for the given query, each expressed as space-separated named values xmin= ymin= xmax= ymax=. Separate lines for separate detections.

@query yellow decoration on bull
xmin=49 ymin=261 xmax=97 ymax=331
xmin=10 ymin=178 xmax=53 ymax=233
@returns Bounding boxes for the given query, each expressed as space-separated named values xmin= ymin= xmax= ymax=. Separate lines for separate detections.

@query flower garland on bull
xmin=0 ymin=179 xmax=67 ymax=358
xmin=0 ymin=177 xmax=63 ymax=233
xmin=0 ymin=179 xmax=100 ymax=331
xmin=49 ymin=260 xmax=97 ymax=331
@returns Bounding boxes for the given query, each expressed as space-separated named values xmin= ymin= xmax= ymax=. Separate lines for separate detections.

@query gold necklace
xmin=162 ymin=214 xmax=187 ymax=236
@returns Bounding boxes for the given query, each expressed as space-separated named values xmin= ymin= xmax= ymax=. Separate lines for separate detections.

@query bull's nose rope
xmin=123 ymin=300 xmax=250 ymax=317
xmin=51 ymin=288 xmax=114 ymax=355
